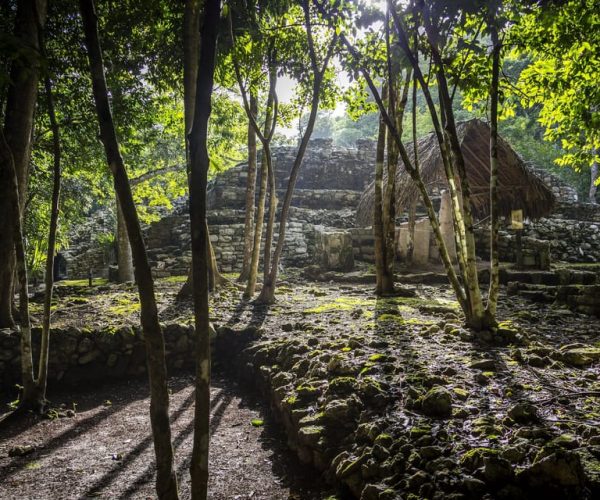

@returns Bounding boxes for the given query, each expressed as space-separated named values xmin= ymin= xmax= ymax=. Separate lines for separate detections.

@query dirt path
xmin=0 ymin=374 xmax=329 ymax=499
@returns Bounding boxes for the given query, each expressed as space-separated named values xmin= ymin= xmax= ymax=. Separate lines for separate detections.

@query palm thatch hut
xmin=356 ymin=119 xmax=555 ymax=226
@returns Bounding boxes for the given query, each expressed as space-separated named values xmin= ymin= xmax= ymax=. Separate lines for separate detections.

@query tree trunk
xmin=590 ymin=147 xmax=598 ymax=204
xmin=187 ymin=0 xmax=220 ymax=496
xmin=407 ymin=51 xmax=418 ymax=265
xmin=116 ymin=198 xmax=134 ymax=282
xmin=178 ymin=0 xmax=225 ymax=300
xmin=0 ymin=0 xmax=47 ymax=328
xmin=421 ymin=7 xmax=488 ymax=329
xmin=37 ymin=68 xmax=62 ymax=402
xmin=261 ymin=146 xmax=277 ymax=288
xmin=242 ymin=69 xmax=276 ymax=299
xmin=0 ymin=127 xmax=36 ymax=407
xmin=79 ymin=1 xmax=179 ymax=498
xmin=257 ymin=2 xmax=336 ymax=303
xmin=374 ymin=86 xmax=389 ymax=295
xmin=385 ymin=71 xmax=411 ymax=276
xmin=380 ymin=11 xmax=398 ymax=295
xmin=238 ymin=93 xmax=258 ymax=282
xmin=486 ymin=19 xmax=501 ymax=319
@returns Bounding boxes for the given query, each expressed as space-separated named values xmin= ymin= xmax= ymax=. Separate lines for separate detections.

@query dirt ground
xmin=0 ymin=374 xmax=329 ymax=499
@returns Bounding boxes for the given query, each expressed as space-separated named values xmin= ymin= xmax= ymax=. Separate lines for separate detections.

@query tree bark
xmin=316 ymin=2 xmax=468 ymax=313
xmin=257 ymin=1 xmax=336 ymax=303
xmin=486 ymin=18 xmax=501 ymax=319
xmin=187 ymin=0 xmax=220 ymax=496
xmin=178 ymin=0 xmax=226 ymax=299
xmin=37 ymin=65 xmax=62 ymax=401
xmin=116 ymin=198 xmax=134 ymax=282
xmin=0 ymin=128 xmax=36 ymax=406
xmin=0 ymin=0 xmax=47 ymax=328
xmin=374 ymin=87 xmax=388 ymax=295
xmin=227 ymin=19 xmax=278 ymax=299
xmin=421 ymin=4 xmax=488 ymax=328
xmin=79 ymin=1 xmax=179 ymax=498
xmin=590 ymin=147 xmax=598 ymax=204
xmin=245 ymin=122 xmax=272 ymax=299
xmin=238 ymin=93 xmax=258 ymax=283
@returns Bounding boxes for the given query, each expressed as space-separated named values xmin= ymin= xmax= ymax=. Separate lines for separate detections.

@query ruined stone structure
xmin=62 ymin=137 xmax=600 ymax=280
xmin=64 ymin=139 xmax=376 ymax=279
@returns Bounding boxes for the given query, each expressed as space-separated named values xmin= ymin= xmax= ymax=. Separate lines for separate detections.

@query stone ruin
xmin=63 ymin=138 xmax=600 ymax=295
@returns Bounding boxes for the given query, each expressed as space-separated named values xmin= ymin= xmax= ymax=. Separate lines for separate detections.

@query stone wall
xmin=0 ymin=324 xmax=259 ymax=389
xmin=0 ymin=324 xmax=193 ymax=388
xmin=63 ymin=140 xmax=376 ymax=279
xmin=527 ymin=164 xmax=579 ymax=203
xmin=62 ymin=209 xmax=115 ymax=279
xmin=63 ymin=138 xmax=596 ymax=276
xmin=474 ymin=203 xmax=600 ymax=264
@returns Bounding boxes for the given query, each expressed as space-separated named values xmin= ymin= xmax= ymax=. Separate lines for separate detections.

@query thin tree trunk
xmin=407 ymin=61 xmax=418 ymax=264
xmin=257 ymin=1 xmax=336 ymax=303
xmin=486 ymin=19 xmax=501 ymax=318
xmin=37 ymin=68 xmax=61 ymax=401
xmin=590 ymin=147 xmax=598 ymax=204
xmin=382 ymin=66 xmax=411 ymax=294
xmin=381 ymin=10 xmax=397 ymax=295
xmin=0 ymin=0 xmax=47 ymax=329
xmin=79 ymin=1 xmax=178 ymax=498
xmin=245 ymin=136 xmax=271 ymax=298
xmin=421 ymin=5 xmax=487 ymax=328
xmin=0 ymin=128 xmax=36 ymax=406
xmin=231 ymin=50 xmax=277 ymax=299
xmin=116 ymin=198 xmax=134 ymax=282
xmin=179 ymin=0 xmax=225 ymax=299
xmin=238 ymin=93 xmax=258 ymax=282
xmin=261 ymin=150 xmax=277 ymax=288
xmin=316 ymin=2 xmax=468 ymax=313
xmin=187 ymin=0 xmax=220 ymax=496
xmin=14 ymin=175 xmax=36 ymax=406
xmin=407 ymin=203 xmax=416 ymax=263
xmin=374 ymin=87 xmax=388 ymax=295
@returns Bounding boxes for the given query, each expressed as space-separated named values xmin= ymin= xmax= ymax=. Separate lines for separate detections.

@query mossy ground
xmin=22 ymin=271 xmax=600 ymax=498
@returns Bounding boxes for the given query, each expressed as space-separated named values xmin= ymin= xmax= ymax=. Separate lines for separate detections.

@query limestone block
xmin=315 ymin=226 xmax=354 ymax=271
xmin=413 ymin=219 xmax=431 ymax=265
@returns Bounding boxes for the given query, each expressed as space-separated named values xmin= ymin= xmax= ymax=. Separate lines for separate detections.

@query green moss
xmin=453 ymin=387 xmax=469 ymax=399
xmin=368 ymin=353 xmax=385 ymax=362
xmin=377 ymin=313 xmax=405 ymax=325
xmin=460 ymin=447 xmax=499 ymax=468
xmin=58 ymin=278 xmax=108 ymax=287
xmin=410 ymin=425 xmax=431 ymax=438
xmin=303 ymin=296 xmax=374 ymax=314
xmin=160 ymin=275 xmax=188 ymax=284
xmin=108 ymin=297 xmax=140 ymax=316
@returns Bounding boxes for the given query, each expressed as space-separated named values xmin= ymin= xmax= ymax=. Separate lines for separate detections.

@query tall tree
xmin=36 ymin=32 xmax=62 ymax=403
xmin=373 ymin=85 xmax=389 ymax=294
xmin=316 ymin=0 xmax=502 ymax=330
xmin=257 ymin=0 xmax=336 ymax=303
xmin=178 ymin=0 xmax=229 ymax=300
xmin=229 ymin=10 xmax=279 ymax=298
xmin=78 ymin=0 xmax=179 ymax=497
xmin=238 ymin=93 xmax=258 ymax=282
xmin=0 ymin=0 xmax=47 ymax=328
xmin=187 ymin=0 xmax=221 ymax=496
xmin=486 ymin=9 xmax=501 ymax=318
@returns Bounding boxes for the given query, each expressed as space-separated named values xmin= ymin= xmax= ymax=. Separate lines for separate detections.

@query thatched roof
xmin=356 ymin=119 xmax=556 ymax=226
